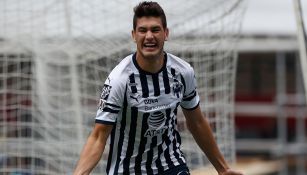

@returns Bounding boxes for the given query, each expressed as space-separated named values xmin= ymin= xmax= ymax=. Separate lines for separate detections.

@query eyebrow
xmin=137 ymin=25 xmax=162 ymax=30
xmin=151 ymin=26 xmax=161 ymax=30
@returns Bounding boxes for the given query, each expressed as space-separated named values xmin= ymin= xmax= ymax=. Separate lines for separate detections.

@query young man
xmin=74 ymin=2 xmax=243 ymax=175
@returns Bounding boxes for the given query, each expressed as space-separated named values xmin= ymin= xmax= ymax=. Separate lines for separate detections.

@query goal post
xmin=0 ymin=1 xmax=246 ymax=174
xmin=293 ymin=0 xmax=307 ymax=105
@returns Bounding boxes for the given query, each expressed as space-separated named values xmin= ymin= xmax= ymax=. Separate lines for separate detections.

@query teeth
xmin=144 ymin=43 xmax=156 ymax=47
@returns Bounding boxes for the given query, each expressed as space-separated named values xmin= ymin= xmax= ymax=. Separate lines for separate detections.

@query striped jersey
xmin=95 ymin=52 xmax=200 ymax=175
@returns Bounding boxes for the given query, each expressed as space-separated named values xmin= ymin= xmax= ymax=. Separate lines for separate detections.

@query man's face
xmin=132 ymin=16 xmax=169 ymax=60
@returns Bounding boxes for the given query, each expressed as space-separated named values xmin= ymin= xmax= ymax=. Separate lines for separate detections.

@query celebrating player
xmin=74 ymin=1 xmax=243 ymax=175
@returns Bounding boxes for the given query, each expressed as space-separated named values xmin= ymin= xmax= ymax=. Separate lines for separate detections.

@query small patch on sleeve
xmin=98 ymin=84 xmax=112 ymax=109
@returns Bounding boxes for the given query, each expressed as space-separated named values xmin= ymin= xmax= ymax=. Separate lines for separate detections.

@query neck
xmin=136 ymin=52 xmax=165 ymax=74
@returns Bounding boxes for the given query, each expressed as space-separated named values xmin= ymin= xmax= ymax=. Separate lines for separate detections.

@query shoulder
xmin=108 ymin=54 xmax=134 ymax=80
xmin=107 ymin=54 xmax=134 ymax=87
xmin=166 ymin=52 xmax=194 ymax=74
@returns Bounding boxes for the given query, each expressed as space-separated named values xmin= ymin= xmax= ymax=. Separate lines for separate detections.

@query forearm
xmin=187 ymin=117 xmax=229 ymax=174
xmin=183 ymin=107 xmax=229 ymax=174
xmin=73 ymin=134 xmax=106 ymax=175
xmin=74 ymin=124 xmax=112 ymax=175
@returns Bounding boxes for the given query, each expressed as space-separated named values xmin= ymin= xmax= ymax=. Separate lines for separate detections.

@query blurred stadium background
xmin=0 ymin=0 xmax=306 ymax=175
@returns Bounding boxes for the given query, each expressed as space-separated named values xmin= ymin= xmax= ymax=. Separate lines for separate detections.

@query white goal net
xmin=0 ymin=0 xmax=245 ymax=174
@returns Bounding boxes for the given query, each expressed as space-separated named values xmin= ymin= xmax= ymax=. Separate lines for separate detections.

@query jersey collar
xmin=132 ymin=52 xmax=167 ymax=75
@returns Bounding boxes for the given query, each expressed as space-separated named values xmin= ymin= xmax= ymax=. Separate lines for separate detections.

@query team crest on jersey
xmin=172 ymin=81 xmax=183 ymax=98
xmin=98 ymin=84 xmax=112 ymax=109
xmin=144 ymin=111 xmax=167 ymax=137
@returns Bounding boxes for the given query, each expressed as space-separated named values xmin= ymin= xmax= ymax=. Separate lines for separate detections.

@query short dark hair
xmin=133 ymin=1 xmax=167 ymax=30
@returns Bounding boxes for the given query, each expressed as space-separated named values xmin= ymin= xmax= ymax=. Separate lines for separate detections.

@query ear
xmin=164 ymin=28 xmax=169 ymax=41
xmin=131 ymin=30 xmax=136 ymax=42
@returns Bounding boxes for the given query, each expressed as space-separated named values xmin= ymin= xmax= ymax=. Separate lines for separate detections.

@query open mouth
xmin=143 ymin=43 xmax=157 ymax=49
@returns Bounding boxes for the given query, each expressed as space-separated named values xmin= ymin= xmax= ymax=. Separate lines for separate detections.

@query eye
xmin=138 ymin=27 xmax=147 ymax=33
xmin=151 ymin=27 xmax=161 ymax=33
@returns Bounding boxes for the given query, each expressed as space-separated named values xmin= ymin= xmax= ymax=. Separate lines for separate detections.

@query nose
xmin=145 ymin=31 xmax=154 ymax=40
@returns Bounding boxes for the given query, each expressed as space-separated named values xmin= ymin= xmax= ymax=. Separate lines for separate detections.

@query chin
xmin=143 ymin=53 xmax=159 ymax=59
xmin=142 ymin=50 xmax=162 ymax=59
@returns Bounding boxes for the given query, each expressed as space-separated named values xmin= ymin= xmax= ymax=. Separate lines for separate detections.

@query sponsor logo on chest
xmin=144 ymin=111 xmax=167 ymax=138
xmin=144 ymin=99 xmax=158 ymax=104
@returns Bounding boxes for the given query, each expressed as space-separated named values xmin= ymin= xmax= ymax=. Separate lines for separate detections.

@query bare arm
xmin=73 ymin=123 xmax=113 ymax=175
xmin=182 ymin=106 xmax=243 ymax=175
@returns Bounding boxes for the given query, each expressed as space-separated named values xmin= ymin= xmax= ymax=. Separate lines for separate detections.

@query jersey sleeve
xmin=180 ymin=65 xmax=200 ymax=110
xmin=95 ymin=75 xmax=125 ymax=125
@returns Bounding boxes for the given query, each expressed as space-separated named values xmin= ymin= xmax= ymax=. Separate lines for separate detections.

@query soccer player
xmin=73 ymin=1 xmax=243 ymax=175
